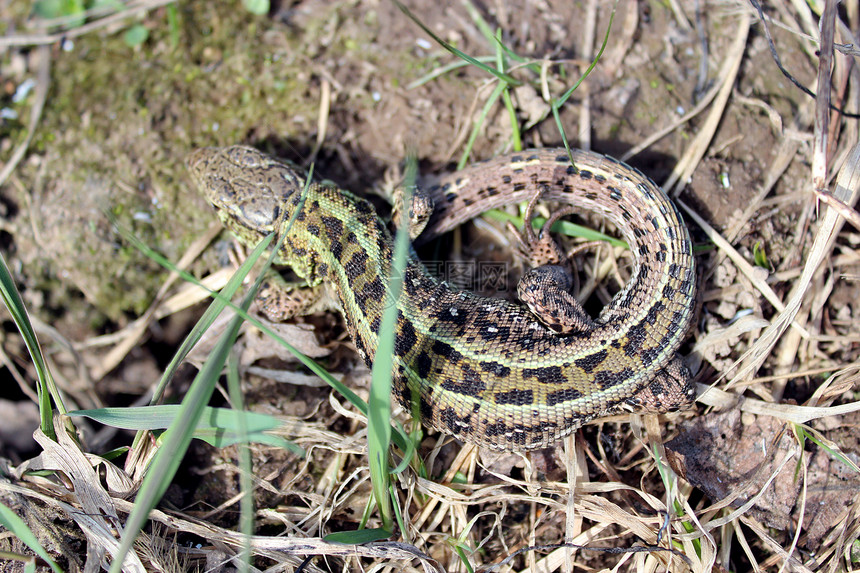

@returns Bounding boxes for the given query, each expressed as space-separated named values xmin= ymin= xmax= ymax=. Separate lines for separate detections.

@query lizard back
xmin=188 ymin=146 xmax=696 ymax=450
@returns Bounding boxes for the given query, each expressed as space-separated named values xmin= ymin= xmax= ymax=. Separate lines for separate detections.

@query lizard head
xmin=187 ymin=145 xmax=305 ymax=239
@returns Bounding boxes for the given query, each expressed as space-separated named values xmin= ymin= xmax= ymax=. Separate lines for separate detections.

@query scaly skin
xmin=187 ymin=146 xmax=697 ymax=450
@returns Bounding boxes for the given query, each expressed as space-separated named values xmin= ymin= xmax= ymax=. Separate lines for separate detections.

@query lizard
xmin=187 ymin=145 xmax=697 ymax=450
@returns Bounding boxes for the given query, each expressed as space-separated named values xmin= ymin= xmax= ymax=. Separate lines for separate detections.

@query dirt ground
xmin=0 ymin=0 xmax=859 ymax=572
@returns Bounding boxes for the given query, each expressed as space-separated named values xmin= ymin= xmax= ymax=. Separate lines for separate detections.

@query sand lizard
xmin=187 ymin=146 xmax=697 ymax=450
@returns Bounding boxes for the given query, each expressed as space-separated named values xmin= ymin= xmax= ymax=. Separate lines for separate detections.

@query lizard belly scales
xmin=188 ymin=146 xmax=696 ymax=450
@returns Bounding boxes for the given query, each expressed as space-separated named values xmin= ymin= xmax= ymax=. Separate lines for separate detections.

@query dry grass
xmin=1 ymin=0 xmax=859 ymax=572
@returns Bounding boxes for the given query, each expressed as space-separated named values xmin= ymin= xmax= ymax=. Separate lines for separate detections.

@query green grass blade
xmin=366 ymin=158 xmax=417 ymax=533
xmin=109 ymin=287 xmax=256 ymax=573
xmin=795 ymin=425 xmax=860 ymax=474
xmin=557 ymin=1 xmax=616 ymax=109
xmin=166 ymin=4 xmax=179 ymax=48
xmin=226 ymin=349 xmax=254 ymax=573
xmin=390 ymin=480 xmax=409 ymax=541
xmin=120 ymin=211 xmax=415 ymax=453
xmin=501 ymin=82 xmax=521 ymax=152
xmin=457 ymin=80 xmax=507 ymax=169
xmin=457 ymin=28 xmax=520 ymax=167
xmin=461 ymin=0 xmax=540 ymax=74
xmin=108 ymin=164 xmax=316 ymax=573
xmin=69 ymin=405 xmax=302 ymax=453
xmin=0 ymin=251 xmax=65 ymax=438
xmin=324 ymin=528 xmax=391 ymax=544
xmin=108 ymin=212 xmax=271 ymax=407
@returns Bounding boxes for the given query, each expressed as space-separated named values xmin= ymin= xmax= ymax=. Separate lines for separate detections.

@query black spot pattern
xmin=573 ymin=348 xmax=608 ymax=373
xmin=356 ymin=276 xmax=385 ymax=314
xmin=441 ymin=378 xmax=486 ymax=397
xmin=321 ymin=215 xmax=343 ymax=242
xmin=440 ymin=408 xmax=472 ymax=435
xmin=483 ymin=420 xmax=525 ymax=446
xmin=594 ymin=368 xmax=634 ymax=388
xmin=345 ymin=250 xmax=369 ymax=284
xmin=546 ymin=388 xmax=584 ymax=407
xmin=363 ymin=276 xmax=385 ymax=299
xmin=623 ymin=325 xmax=646 ymax=356
xmin=419 ymin=396 xmax=434 ymax=421
xmin=662 ymin=284 xmax=676 ymax=300
xmin=395 ymin=316 xmax=417 ymax=357
xmin=353 ymin=334 xmax=368 ymax=362
xmin=432 ymin=340 xmax=463 ymax=364
xmin=644 ymin=301 xmax=666 ymax=325
xmin=330 ymin=239 xmax=343 ymax=260
xmin=478 ymin=322 xmax=510 ymax=343
xmin=563 ymin=413 xmax=587 ymax=428
xmin=494 ymin=389 xmax=534 ymax=406
xmin=434 ymin=305 xmax=469 ymax=327
xmin=415 ymin=351 xmax=433 ymax=379
xmin=480 ymin=361 xmax=511 ymax=377
xmin=522 ymin=366 xmax=567 ymax=385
